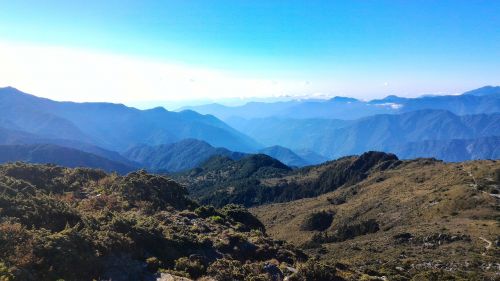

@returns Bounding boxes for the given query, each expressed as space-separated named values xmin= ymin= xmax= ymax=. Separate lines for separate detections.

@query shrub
xmin=210 ymin=215 xmax=224 ymax=223
xmin=0 ymin=262 xmax=14 ymax=281
xmin=304 ymin=219 xmax=380 ymax=246
xmin=301 ymin=211 xmax=334 ymax=231
xmin=334 ymin=219 xmax=379 ymax=241
xmin=194 ymin=205 xmax=219 ymax=218
xmin=288 ymin=260 xmax=343 ymax=281
xmin=109 ymin=170 xmax=190 ymax=210
xmin=220 ymin=204 xmax=265 ymax=231
xmin=146 ymin=257 xmax=161 ymax=272
xmin=174 ymin=257 xmax=206 ymax=279
xmin=206 ymin=259 xmax=246 ymax=281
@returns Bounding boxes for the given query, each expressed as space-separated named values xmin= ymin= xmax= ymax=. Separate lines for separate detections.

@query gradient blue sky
xmin=0 ymin=0 xmax=499 ymax=107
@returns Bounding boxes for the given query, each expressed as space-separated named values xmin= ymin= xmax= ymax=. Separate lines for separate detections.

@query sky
xmin=0 ymin=0 xmax=499 ymax=109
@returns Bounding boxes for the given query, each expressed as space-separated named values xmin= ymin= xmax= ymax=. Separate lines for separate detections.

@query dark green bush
xmin=174 ymin=257 xmax=206 ymax=279
xmin=288 ymin=260 xmax=343 ymax=281
xmin=206 ymin=259 xmax=246 ymax=281
xmin=301 ymin=211 xmax=334 ymax=231
xmin=194 ymin=205 xmax=219 ymax=218
xmin=220 ymin=204 xmax=265 ymax=231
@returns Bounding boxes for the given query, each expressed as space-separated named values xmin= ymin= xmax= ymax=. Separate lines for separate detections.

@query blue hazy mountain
xmin=229 ymin=110 xmax=500 ymax=160
xmin=181 ymin=96 xmax=392 ymax=120
xmin=0 ymin=87 xmax=260 ymax=152
xmin=227 ymin=117 xmax=351 ymax=149
xmin=321 ymin=110 xmax=500 ymax=158
xmin=258 ymin=145 xmax=329 ymax=166
xmin=258 ymin=145 xmax=310 ymax=167
xmin=462 ymin=85 xmax=500 ymax=97
xmin=124 ymin=139 xmax=320 ymax=172
xmin=0 ymin=144 xmax=136 ymax=174
xmin=124 ymin=139 xmax=247 ymax=172
xmin=0 ymin=126 xmax=139 ymax=166
xmin=392 ymin=136 xmax=500 ymax=162
xmin=182 ymin=86 xmax=500 ymax=120
xmin=2 ymin=85 xmax=499 ymax=165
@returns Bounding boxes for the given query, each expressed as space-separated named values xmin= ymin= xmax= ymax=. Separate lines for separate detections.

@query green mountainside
xmin=176 ymin=151 xmax=400 ymax=207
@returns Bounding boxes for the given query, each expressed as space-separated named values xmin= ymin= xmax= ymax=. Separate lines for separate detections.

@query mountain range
xmin=393 ymin=135 xmax=500 ymax=162
xmin=0 ymin=143 xmax=136 ymax=174
xmin=181 ymin=86 xmax=500 ymax=120
xmin=0 ymin=86 xmax=259 ymax=152
xmin=1 ymin=84 xmax=499 ymax=280
xmin=228 ymin=110 xmax=500 ymax=159
xmin=0 ymin=86 xmax=499 ymax=173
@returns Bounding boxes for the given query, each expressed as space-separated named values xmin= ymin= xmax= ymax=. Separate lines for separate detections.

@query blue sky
xmin=0 ymin=0 xmax=499 ymax=107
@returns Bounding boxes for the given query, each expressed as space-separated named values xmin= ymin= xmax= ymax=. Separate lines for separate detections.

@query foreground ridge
xmin=0 ymin=162 xmax=357 ymax=281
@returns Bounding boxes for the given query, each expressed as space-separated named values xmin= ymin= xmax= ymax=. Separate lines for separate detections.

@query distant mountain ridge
xmin=124 ymin=139 xmax=247 ymax=173
xmin=125 ymin=140 xmax=318 ymax=172
xmin=0 ymin=144 xmax=136 ymax=173
xmin=0 ymin=126 xmax=138 ymax=166
xmin=2 ymin=85 xmax=499 ymax=169
xmin=393 ymin=136 xmax=500 ymax=162
xmin=181 ymin=86 xmax=500 ymax=120
xmin=258 ymin=145 xmax=311 ymax=167
xmin=228 ymin=110 xmax=500 ymax=159
xmin=0 ymin=87 xmax=260 ymax=152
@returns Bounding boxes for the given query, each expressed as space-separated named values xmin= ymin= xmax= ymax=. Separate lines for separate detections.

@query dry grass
xmin=252 ymin=159 xmax=500 ymax=278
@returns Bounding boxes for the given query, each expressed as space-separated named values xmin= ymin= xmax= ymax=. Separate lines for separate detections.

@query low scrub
xmin=301 ymin=211 xmax=334 ymax=231
xmin=305 ymin=219 xmax=380 ymax=246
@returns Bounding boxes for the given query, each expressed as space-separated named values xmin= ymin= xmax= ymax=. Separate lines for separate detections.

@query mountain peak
xmin=145 ymin=106 xmax=168 ymax=113
xmin=462 ymin=85 xmax=500 ymax=96
xmin=329 ymin=96 xmax=359 ymax=103
xmin=0 ymin=86 xmax=30 ymax=96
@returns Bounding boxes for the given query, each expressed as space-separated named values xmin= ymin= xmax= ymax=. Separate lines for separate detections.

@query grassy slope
xmin=252 ymin=159 xmax=500 ymax=279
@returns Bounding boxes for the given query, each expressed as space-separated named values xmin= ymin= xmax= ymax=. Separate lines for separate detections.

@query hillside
xmin=0 ymin=144 xmax=137 ymax=174
xmin=252 ymin=159 xmax=500 ymax=280
xmin=124 ymin=139 xmax=246 ymax=173
xmin=176 ymin=151 xmax=400 ymax=207
xmin=0 ymin=162 xmax=358 ymax=281
xmin=0 ymin=87 xmax=260 ymax=152
xmin=175 ymin=154 xmax=292 ymax=207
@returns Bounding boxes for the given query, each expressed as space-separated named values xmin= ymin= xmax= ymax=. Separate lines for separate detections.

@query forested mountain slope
xmin=176 ymin=151 xmax=400 ymax=207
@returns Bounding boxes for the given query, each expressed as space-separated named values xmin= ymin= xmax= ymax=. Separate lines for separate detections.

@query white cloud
xmin=0 ymin=41 xmax=310 ymax=104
